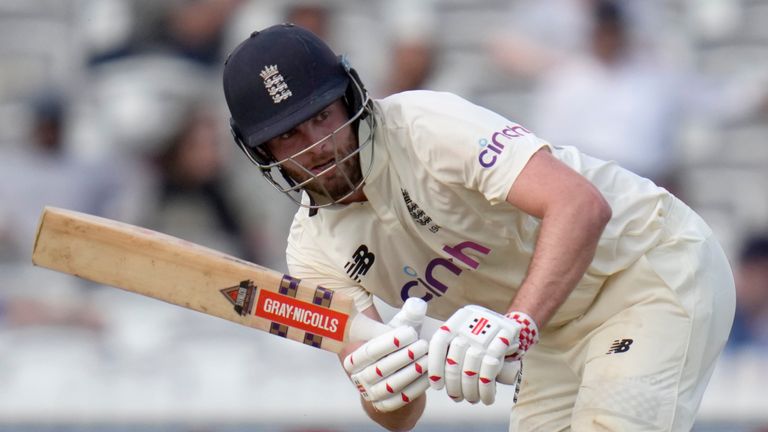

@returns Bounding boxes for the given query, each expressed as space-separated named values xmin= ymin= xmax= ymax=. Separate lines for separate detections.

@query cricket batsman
xmin=222 ymin=24 xmax=735 ymax=431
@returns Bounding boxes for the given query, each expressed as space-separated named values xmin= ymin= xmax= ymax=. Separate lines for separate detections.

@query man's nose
xmin=300 ymin=124 xmax=331 ymax=156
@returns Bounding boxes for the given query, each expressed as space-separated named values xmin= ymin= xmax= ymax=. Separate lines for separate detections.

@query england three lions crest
xmin=260 ymin=65 xmax=293 ymax=104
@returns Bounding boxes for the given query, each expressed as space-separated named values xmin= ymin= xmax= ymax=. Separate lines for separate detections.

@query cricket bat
xmin=31 ymin=206 xmax=401 ymax=353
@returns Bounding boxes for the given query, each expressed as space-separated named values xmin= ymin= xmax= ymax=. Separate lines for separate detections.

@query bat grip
xmin=348 ymin=297 xmax=428 ymax=341
xmin=348 ymin=313 xmax=392 ymax=342
xmin=387 ymin=297 xmax=427 ymax=330
xmin=496 ymin=359 xmax=522 ymax=385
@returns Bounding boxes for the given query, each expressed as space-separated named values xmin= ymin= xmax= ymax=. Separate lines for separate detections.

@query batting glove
xmin=427 ymin=305 xmax=538 ymax=405
xmin=342 ymin=299 xmax=430 ymax=412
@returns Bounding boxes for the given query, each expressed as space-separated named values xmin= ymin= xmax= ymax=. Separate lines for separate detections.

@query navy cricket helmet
xmin=222 ymin=23 xmax=374 ymax=208
xmin=224 ymin=23 xmax=364 ymax=151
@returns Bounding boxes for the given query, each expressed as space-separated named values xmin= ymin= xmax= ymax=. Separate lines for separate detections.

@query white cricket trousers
xmin=509 ymin=198 xmax=736 ymax=431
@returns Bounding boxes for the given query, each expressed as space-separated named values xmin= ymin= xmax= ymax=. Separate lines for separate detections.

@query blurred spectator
xmin=158 ymin=0 xmax=243 ymax=67
xmin=0 ymin=91 xmax=128 ymax=261
xmin=521 ymin=0 xmax=684 ymax=191
xmin=85 ymin=0 xmax=242 ymax=68
xmin=285 ymin=3 xmax=331 ymax=40
xmin=489 ymin=0 xmax=593 ymax=79
xmin=378 ymin=0 xmax=436 ymax=95
xmin=491 ymin=0 xmax=768 ymax=195
xmin=140 ymin=104 xmax=266 ymax=263
xmin=384 ymin=36 xmax=434 ymax=94
xmin=272 ymin=0 xmax=436 ymax=96
xmin=75 ymin=0 xmax=285 ymax=268
xmin=0 ymin=91 xmax=111 ymax=334
xmin=728 ymin=235 xmax=768 ymax=351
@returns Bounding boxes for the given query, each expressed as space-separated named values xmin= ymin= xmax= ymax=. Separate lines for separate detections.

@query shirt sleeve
xmin=285 ymin=213 xmax=375 ymax=313
xmin=401 ymin=92 xmax=551 ymax=205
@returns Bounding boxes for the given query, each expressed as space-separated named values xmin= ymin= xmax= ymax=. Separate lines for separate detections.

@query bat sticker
xmin=220 ymin=280 xmax=257 ymax=316
xmin=255 ymin=288 xmax=348 ymax=342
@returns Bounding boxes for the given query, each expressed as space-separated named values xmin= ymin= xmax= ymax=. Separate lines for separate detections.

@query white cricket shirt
xmin=286 ymin=91 xmax=673 ymax=326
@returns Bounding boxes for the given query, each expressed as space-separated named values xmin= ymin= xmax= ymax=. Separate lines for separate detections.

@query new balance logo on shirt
xmin=345 ymin=244 xmax=375 ymax=283
xmin=606 ymin=338 xmax=634 ymax=354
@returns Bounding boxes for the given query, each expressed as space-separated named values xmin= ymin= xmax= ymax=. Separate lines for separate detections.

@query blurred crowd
xmin=1 ymin=0 xmax=768 ymax=429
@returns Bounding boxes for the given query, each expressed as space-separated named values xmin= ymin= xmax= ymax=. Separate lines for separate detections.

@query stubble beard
xmin=283 ymin=136 xmax=363 ymax=201
xmin=305 ymin=152 xmax=363 ymax=200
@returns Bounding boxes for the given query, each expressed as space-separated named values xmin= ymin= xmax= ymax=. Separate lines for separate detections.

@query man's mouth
xmin=311 ymin=159 xmax=335 ymax=175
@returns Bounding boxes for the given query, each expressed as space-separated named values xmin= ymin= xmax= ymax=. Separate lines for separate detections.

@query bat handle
xmin=348 ymin=297 xmax=428 ymax=341
xmin=348 ymin=313 xmax=391 ymax=342
xmin=496 ymin=359 xmax=522 ymax=385
xmin=387 ymin=297 xmax=427 ymax=330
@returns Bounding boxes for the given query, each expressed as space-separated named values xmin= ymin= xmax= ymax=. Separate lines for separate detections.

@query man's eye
xmin=316 ymin=110 xmax=330 ymax=122
xmin=279 ymin=130 xmax=295 ymax=140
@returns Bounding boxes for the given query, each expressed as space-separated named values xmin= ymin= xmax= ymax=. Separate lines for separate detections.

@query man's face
xmin=265 ymin=99 xmax=362 ymax=201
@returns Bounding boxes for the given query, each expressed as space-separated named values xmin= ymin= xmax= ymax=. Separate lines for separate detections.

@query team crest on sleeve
xmin=345 ymin=244 xmax=375 ymax=283
xmin=260 ymin=64 xmax=293 ymax=104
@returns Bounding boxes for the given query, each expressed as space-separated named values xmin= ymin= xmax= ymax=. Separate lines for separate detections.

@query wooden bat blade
xmin=31 ymin=206 xmax=363 ymax=353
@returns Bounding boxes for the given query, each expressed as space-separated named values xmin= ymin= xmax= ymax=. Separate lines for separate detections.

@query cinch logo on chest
xmin=400 ymin=241 xmax=491 ymax=302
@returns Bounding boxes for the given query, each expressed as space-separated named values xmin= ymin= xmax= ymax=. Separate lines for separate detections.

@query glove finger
xmin=372 ymin=374 xmax=430 ymax=413
xmin=368 ymin=353 xmax=428 ymax=401
xmin=485 ymin=328 xmax=518 ymax=360
xmin=461 ymin=347 xmax=484 ymax=404
xmin=401 ymin=372 xmax=430 ymax=405
xmin=444 ymin=336 xmax=470 ymax=402
xmin=355 ymin=340 xmax=429 ymax=385
xmin=344 ymin=326 xmax=418 ymax=374
xmin=427 ymin=323 xmax=455 ymax=390
xmin=478 ymin=356 xmax=503 ymax=405
xmin=497 ymin=359 xmax=522 ymax=385
xmin=350 ymin=372 xmax=373 ymax=401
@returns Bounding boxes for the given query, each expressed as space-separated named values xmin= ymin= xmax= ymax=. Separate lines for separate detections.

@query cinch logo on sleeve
xmin=477 ymin=124 xmax=531 ymax=169
xmin=400 ymin=241 xmax=491 ymax=302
